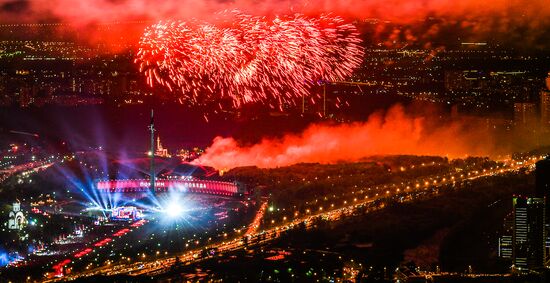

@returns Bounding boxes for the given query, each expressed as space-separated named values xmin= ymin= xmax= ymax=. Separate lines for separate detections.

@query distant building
xmin=444 ymin=70 xmax=469 ymax=91
xmin=499 ymin=235 xmax=513 ymax=258
xmin=535 ymin=158 xmax=550 ymax=203
xmin=514 ymin=102 xmax=537 ymax=127
xmin=7 ymin=202 xmax=26 ymax=230
xmin=540 ymin=90 xmax=550 ymax=131
xmin=176 ymin=149 xmax=191 ymax=160
xmin=175 ymin=147 xmax=205 ymax=162
xmin=155 ymin=136 xmax=171 ymax=158
xmin=512 ymin=197 xmax=545 ymax=271
xmin=499 ymin=212 xmax=514 ymax=259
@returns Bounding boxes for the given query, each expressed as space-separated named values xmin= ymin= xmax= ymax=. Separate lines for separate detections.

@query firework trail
xmin=135 ymin=10 xmax=364 ymax=110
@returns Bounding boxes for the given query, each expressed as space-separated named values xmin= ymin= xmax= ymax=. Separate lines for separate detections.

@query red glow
xmin=73 ymin=248 xmax=93 ymax=258
xmin=131 ymin=219 xmax=147 ymax=227
xmin=7 ymin=1 xmax=546 ymax=28
xmin=52 ymin=259 xmax=71 ymax=277
xmin=113 ymin=228 xmax=131 ymax=237
xmin=93 ymin=238 xmax=112 ymax=247
xmin=0 ymin=1 xmax=546 ymax=53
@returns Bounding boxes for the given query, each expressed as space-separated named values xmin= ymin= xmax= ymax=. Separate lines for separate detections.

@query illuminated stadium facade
xmin=96 ymin=177 xmax=244 ymax=197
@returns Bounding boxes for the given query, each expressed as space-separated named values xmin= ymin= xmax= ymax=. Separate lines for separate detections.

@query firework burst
xmin=135 ymin=11 xmax=364 ymax=110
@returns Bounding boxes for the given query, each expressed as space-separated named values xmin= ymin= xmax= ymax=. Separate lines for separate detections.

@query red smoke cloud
xmin=2 ymin=1 xmax=549 ymax=30
xmin=1 ymin=1 xmax=548 ymax=50
xmin=194 ymin=105 xmax=495 ymax=170
xmin=2 ymin=0 xmax=546 ymax=24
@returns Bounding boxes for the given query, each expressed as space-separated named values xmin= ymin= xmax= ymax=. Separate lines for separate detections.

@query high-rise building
xmin=512 ymin=197 xmax=546 ymax=271
xmin=514 ymin=103 xmax=537 ymax=127
xmin=499 ymin=235 xmax=513 ymax=258
xmin=535 ymin=158 xmax=550 ymax=252
xmin=535 ymin=158 xmax=550 ymax=202
xmin=541 ymin=90 xmax=550 ymax=131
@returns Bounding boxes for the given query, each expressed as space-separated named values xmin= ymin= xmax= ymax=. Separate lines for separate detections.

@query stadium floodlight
xmin=164 ymin=200 xmax=184 ymax=218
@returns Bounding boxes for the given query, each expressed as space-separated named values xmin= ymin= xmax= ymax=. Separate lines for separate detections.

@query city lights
xmin=0 ymin=1 xmax=549 ymax=281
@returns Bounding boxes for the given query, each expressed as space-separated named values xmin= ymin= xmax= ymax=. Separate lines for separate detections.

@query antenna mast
xmin=149 ymin=109 xmax=155 ymax=196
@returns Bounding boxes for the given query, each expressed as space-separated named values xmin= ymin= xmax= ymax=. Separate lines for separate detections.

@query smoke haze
xmin=1 ymin=1 xmax=548 ymax=24
xmin=194 ymin=105 xmax=505 ymax=170
xmin=1 ymin=1 xmax=549 ymax=49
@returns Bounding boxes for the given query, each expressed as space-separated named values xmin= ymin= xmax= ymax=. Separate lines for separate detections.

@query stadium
xmin=80 ymin=113 xmax=250 ymax=223
xmin=96 ymin=177 xmax=244 ymax=196
xmin=89 ymin=156 xmax=248 ymax=219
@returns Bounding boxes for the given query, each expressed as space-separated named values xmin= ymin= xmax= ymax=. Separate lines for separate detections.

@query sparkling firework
xmin=135 ymin=11 xmax=364 ymax=110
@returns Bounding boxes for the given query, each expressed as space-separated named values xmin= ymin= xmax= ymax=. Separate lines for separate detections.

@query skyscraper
xmin=535 ymin=158 xmax=550 ymax=202
xmin=514 ymin=102 xmax=537 ymax=127
xmin=512 ymin=197 xmax=546 ymax=271
xmin=536 ymin=158 xmax=550 ymax=252
xmin=499 ymin=235 xmax=513 ymax=259
xmin=540 ymin=90 xmax=550 ymax=131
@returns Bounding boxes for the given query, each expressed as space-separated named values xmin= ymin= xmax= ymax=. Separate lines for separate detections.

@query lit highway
xmin=0 ymin=160 xmax=55 ymax=183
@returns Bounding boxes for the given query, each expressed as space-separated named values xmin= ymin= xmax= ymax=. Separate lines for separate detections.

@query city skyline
xmin=1 ymin=1 xmax=550 ymax=282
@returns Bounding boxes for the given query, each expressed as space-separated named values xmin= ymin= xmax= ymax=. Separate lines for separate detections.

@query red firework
xmin=135 ymin=10 xmax=364 ymax=110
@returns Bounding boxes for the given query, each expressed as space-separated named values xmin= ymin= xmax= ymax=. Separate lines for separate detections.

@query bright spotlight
xmin=150 ymin=191 xmax=198 ymax=224
xmin=165 ymin=201 xmax=184 ymax=218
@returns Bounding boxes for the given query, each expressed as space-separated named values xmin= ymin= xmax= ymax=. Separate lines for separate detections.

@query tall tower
xmin=512 ymin=196 xmax=545 ymax=271
xmin=149 ymin=109 xmax=155 ymax=196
